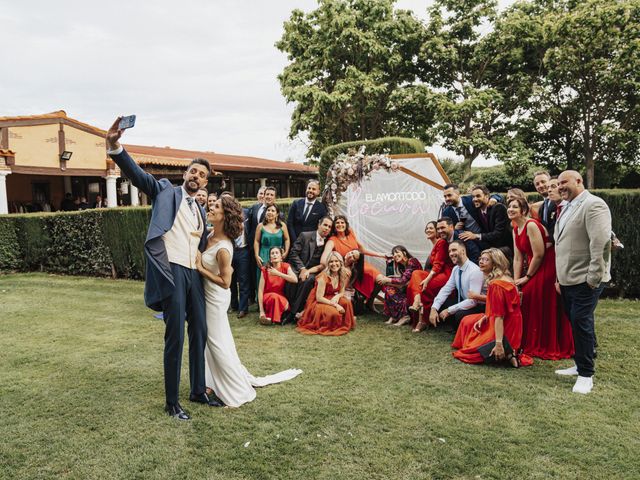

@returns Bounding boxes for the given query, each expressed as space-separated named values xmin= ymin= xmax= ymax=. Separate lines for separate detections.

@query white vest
xmin=163 ymin=196 xmax=203 ymax=269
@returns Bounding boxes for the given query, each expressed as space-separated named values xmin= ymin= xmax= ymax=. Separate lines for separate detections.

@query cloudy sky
xmin=2 ymin=0 xmax=511 ymax=165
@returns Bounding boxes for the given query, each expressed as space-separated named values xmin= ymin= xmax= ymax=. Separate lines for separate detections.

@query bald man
xmin=554 ymin=170 xmax=611 ymax=394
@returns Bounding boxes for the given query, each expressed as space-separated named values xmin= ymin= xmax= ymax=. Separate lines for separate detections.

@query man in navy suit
xmin=439 ymin=183 xmax=502 ymax=264
xmin=106 ymin=117 xmax=221 ymax=421
xmin=286 ymin=180 xmax=328 ymax=246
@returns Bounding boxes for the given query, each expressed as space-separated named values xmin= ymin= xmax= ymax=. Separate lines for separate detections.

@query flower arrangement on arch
xmin=322 ymin=146 xmax=400 ymax=209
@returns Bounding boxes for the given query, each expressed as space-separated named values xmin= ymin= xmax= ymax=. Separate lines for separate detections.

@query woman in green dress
xmin=254 ymin=204 xmax=290 ymax=287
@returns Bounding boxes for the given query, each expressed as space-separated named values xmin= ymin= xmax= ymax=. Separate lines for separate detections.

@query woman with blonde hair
xmin=296 ymin=251 xmax=356 ymax=336
xmin=451 ymin=248 xmax=532 ymax=367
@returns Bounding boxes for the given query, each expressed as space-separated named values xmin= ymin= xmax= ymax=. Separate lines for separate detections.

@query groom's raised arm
xmin=106 ymin=117 xmax=162 ymax=199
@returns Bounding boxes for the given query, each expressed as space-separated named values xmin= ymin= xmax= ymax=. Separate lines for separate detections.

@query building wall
xmin=64 ymin=125 xmax=107 ymax=170
xmin=9 ymin=124 xmax=60 ymax=167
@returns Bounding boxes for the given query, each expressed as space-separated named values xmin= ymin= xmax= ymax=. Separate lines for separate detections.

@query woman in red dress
xmin=508 ymin=198 xmax=574 ymax=359
xmin=321 ymin=215 xmax=386 ymax=311
xmin=297 ymin=251 xmax=356 ymax=336
xmin=407 ymin=221 xmax=454 ymax=332
xmin=257 ymin=246 xmax=297 ymax=325
xmin=452 ymin=248 xmax=532 ymax=366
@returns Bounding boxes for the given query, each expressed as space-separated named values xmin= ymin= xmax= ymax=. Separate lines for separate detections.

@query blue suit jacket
xmin=286 ymin=198 xmax=328 ymax=245
xmin=109 ymin=148 xmax=207 ymax=311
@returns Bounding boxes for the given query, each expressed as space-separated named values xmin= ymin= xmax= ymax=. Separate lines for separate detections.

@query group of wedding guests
xmin=243 ymin=171 xmax=612 ymax=392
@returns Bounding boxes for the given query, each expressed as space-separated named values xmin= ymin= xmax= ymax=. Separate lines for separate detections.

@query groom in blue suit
xmin=106 ymin=118 xmax=221 ymax=420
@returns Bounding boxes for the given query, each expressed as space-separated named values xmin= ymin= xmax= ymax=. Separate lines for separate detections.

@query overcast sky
xmin=2 ymin=0 xmax=512 ymax=165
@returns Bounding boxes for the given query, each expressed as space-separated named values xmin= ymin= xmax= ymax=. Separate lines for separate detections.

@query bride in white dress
xmin=195 ymin=195 xmax=302 ymax=407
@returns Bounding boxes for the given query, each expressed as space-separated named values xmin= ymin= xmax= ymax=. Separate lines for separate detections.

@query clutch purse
xmin=478 ymin=338 xmax=514 ymax=364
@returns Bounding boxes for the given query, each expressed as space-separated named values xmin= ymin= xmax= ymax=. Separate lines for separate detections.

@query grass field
xmin=1 ymin=273 xmax=639 ymax=480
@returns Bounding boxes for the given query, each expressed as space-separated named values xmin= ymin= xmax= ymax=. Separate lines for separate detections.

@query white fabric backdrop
xmin=335 ymin=156 xmax=447 ymax=274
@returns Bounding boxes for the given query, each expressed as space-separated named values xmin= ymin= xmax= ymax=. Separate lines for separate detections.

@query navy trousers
xmin=231 ymin=246 xmax=251 ymax=313
xmin=161 ymin=263 xmax=207 ymax=405
xmin=561 ymin=282 xmax=605 ymax=377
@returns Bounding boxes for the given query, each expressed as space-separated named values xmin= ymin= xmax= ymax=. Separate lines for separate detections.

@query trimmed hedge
xmin=1 ymin=190 xmax=638 ymax=298
xmin=319 ymin=137 xmax=425 ymax=188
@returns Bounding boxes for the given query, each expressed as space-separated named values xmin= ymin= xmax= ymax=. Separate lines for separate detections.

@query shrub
xmin=319 ymin=137 xmax=425 ymax=188
xmin=0 ymin=217 xmax=20 ymax=270
xmin=99 ymin=208 xmax=150 ymax=279
xmin=45 ymin=210 xmax=112 ymax=276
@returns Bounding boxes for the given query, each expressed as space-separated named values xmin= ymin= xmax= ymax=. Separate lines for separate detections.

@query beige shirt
xmin=163 ymin=189 xmax=203 ymax=269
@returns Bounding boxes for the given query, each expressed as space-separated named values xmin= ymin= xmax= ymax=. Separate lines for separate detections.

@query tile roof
xmin=125 ymin=144 xmax=317 ymax=175
xmin=0 ymin=110 xmax=107 ymax=137
xmin=0 ymin=149 xmax=16 ymax=156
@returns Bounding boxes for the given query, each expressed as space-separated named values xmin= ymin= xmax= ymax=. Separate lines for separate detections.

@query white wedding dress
xmin=202 ymin=239 xmax=302 ymax=407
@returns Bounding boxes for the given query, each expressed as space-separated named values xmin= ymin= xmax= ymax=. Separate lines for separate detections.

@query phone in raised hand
xmin=118 ymin=115 xmax=136 ymax=130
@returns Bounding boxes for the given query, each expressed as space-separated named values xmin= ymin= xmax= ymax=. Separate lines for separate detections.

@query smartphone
xmin=119 ymin=115 xmax=136 ymax=130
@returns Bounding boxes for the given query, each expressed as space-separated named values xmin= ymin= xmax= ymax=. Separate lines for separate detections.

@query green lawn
xmin=1 ymin=273 xmax=639 ymax=480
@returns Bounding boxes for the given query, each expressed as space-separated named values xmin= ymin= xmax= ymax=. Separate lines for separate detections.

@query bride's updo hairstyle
xmin=219 ymin=194 xmax=244 ymax=239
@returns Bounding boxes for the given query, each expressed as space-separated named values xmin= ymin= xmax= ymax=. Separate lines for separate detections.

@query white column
xmin=106 ymin=175 xmax=118 ymax=208
xmin=130 ymin=184 xmax=139 ymax=206
xmin=259 ymin=177 xmax=267 ymax=187
xmin=0 ymin=171 xmax=10 ymax=215
xmin=63 ymin=176 xmax=72 ymax=194
xmin=140 ymin=191 xmax=148 ymax=206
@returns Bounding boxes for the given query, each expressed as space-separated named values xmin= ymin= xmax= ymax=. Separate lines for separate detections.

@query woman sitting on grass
xmin=297 ymin=251 xmax=355 ymax=336
xmin=258 ymin=246 xmax=297 ymax=325
xmin=451 ymin=248 xmax=532 ymax=367
xmin=375 ymin=245 xmax=422 ymax=326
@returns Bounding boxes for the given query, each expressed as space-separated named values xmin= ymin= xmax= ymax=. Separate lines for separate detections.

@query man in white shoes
xmin=554 ymin=170 xmax=612 ymax=394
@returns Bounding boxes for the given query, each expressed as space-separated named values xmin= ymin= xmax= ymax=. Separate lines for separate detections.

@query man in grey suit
xmin=554 ymin=170 xmax=611 ymax=394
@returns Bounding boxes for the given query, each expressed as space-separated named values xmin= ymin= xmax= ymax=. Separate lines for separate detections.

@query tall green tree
xmin=418 ymin=0 xmax=537 ymax=177
xmin=276 ymin=0 xmax=428 ymax=158
xmin=505 ymin=0 xmax=640 ymax=188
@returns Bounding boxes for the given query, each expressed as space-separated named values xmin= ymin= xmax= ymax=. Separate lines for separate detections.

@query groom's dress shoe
xmin=165 ymin=403 xmax=190 ymax=421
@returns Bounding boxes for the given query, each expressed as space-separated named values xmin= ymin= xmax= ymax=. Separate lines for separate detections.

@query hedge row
xmin=318 ymin=137 xmax=425 ymax=188
xmin=0 ymin=208 xmax=150 ymax=279
xmin=1 ymin=191 xmax=638 ymax=297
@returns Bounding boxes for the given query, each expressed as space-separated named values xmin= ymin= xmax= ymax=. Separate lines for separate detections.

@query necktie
xmin=186 ymin=196 xmax=195 ymax=214
xmin=302 ymin=202 xmax=312 ymax=221
xmin=457 ymin=268 xmax=463 ymax=304
xmin=480 ymin=210 xmax=489 ymax=231
xmin=543 ymin=199 xmax=550 ymax=223
xmin=556 ymin=204 xmax=563 ymax=218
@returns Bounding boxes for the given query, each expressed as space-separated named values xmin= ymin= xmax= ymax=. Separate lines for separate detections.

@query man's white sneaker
xmin=572 ymin=375 xmax=593 ymax=394
xmin=555 ymin=365 xmax=579 ymax=376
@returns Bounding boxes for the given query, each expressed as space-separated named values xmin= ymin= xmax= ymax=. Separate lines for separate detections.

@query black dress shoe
xmin=165 ymin=403 xmax=190 ymax=421
xmin=237 ymin=311 xmax=248 ymax=319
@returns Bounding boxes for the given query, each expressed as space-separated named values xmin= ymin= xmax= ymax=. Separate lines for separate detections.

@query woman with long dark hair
xmin=257 ymin=246 xmax=297 ymax=325
xmin=508 ymin=197 xmax=574 ymax=359
xmin=254 ymin=203 xmax=290 ymax=287
xmin=196 ymin=195 xmax=301 ymax=407
xmin=376 ymin=245 xmax=422 ymax=326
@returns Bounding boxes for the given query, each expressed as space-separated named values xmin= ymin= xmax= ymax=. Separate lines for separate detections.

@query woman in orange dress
xmin=452 ymin=248 xmax=533 ymax=367
xmin=508 ymin=198 xmax=574 ymax=359
xmin=257 ymin=246 xmax=297 ymax=325
xmin=297 ymin=251 xmax=355 ymax=336
xmin=406 ymin=221 xmax=454 ymax=332
xmin=321 ymin=215 xmax=387 ymax=311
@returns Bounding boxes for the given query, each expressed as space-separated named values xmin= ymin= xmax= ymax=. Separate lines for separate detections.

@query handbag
xmin=478 ymin=338 xmax=514 ymax=364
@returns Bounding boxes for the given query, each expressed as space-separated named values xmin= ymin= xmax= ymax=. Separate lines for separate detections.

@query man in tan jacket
xmin=554 ymin=170 xmax=611 ymax=394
